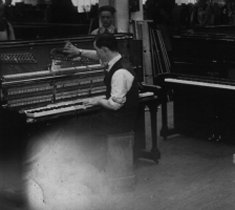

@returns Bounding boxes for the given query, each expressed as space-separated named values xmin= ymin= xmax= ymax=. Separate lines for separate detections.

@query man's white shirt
xmin=106 ymin=54 xmax=134 ymax=110
xmin=91 ymin=25 xmax=117 ymax=35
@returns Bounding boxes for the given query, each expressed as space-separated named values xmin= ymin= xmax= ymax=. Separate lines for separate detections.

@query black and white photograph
xmin=0 ymin=0 xmax=235 ymax=209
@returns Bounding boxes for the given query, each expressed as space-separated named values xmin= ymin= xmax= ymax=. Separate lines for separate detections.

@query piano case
xmin=160 ymin=32 xmax=235 ymax=142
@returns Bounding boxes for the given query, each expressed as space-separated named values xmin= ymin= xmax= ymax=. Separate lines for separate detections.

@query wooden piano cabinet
xmin=163 ymin=85 xmax=235 ymax=143
xmin=0 ymin=108 xmax=27 ymax=159
xmin=159 ymin=32 xmax=235 ymax=142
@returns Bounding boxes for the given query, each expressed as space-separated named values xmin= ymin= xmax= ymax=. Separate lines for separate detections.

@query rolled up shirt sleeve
xmin=108 ymin=69 xmax=134 ymax=110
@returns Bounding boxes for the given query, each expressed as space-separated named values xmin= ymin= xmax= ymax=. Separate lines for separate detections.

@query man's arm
xmin=83 ymin=97 xmax=117 ymax=110
xmin=90 ymin=28 xmax=99 ymax=35
xmin=63 ymin=42 xmax=99 ymax=61
xmin=84 ymin=69 xmax=134 ymax=110
xmin=108 ymin=69 xmax=134 ymax=110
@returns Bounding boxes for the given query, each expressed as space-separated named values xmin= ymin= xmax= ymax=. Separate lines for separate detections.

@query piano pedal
xmin=208 ymin=133 xmax=222 ymax=142
xmin=215 ymin=135 xmax=222 ymax=142
xmin=208 ymin=133 xmax=215 ymax=141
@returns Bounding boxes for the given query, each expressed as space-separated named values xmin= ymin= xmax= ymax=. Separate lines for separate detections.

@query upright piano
xmin=159 ymin=31 xmax=235 ymax=142
xmin=0 ymin=34 xmax=161 ymax=161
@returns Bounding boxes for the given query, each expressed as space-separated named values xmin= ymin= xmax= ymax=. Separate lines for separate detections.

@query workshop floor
xmin=0 ymin=102 xmax=235 ymax=210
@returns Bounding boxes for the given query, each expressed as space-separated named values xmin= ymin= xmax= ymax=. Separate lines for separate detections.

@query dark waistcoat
xmin=101 ymin=58 xmax=139 ymax=133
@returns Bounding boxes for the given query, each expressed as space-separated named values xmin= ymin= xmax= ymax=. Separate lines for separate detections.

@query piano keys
xmin=22 ymin=95 xmax=106 ymax=121
xmin=163 ymin=74 xmax=235 ymax=91
xmin=19 ymin=92 xmax=154 ymax=123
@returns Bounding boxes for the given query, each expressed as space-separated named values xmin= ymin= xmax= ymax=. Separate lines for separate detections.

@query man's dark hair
xmin=94 ymin=33 xmax=118 ymax=52
xmin=98 ymin=5 xmax=116 ymax=15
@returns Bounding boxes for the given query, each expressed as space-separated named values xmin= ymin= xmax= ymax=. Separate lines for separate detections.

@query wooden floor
xmin=133 ymin=135 xmax=235 ymax=210
xmin=0 ymin=102 xmax=235 ymax=210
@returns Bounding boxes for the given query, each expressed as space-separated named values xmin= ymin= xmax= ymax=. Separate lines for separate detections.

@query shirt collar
xmin=106 ymin=54 xmax=122 ymax=72
xmin=100 ymin=25 xmax=116 ymax=34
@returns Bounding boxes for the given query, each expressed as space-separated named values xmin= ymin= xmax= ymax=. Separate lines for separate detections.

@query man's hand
xmin=63 ymin=41 xmax=81 ymax=58
xmin=83 ymin=98 xmax=100 ymax=107
xmin=63 ymin=41 xmax=99 ymax=61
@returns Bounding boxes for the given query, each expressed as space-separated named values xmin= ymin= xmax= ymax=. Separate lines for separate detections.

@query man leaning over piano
xmin=63 ymin=33 xmax=139 ymax=135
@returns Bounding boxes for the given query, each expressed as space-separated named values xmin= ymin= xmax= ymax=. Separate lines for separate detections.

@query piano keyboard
xmin=22 ymin=92 xmax=155 ymax=121
xmin=23 ymin=95 xmax=106 ymax=119
xmin=165 ymin=78 xmax=235 ymax=90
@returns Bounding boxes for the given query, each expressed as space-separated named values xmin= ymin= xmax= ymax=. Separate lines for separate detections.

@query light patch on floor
xmin=24 ymin=127 xmax=112 ymax=210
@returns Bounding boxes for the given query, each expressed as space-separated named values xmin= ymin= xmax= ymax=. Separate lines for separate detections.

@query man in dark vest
xmin=63 ymin=34 xmax=138 ymax=135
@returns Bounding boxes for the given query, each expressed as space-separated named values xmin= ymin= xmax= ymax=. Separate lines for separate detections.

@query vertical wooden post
xmin=142 ymin=20 xmax=153 ymax=84
xmin=132 ymin=20 xmax=153 ymax=84
xmin=113 ymin=0 xmax=129 ymax=32
xmin=130 ymin=0 xmax=143 ymax=21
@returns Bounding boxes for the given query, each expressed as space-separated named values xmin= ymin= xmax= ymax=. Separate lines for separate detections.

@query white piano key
xmin=165 ymin=78 xmax=235 ymax=90
xmin=26 ymin=105 xmax=85 ymax=118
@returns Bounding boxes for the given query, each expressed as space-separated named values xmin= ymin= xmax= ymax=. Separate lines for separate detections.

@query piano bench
xmin=106 ymin=131 xmax=136 ymax=192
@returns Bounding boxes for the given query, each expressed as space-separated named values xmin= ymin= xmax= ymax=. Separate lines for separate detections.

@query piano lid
xmin=172 ymin=31 xmax=235 ymax=82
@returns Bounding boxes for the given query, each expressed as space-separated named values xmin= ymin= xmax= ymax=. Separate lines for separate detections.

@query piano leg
xmin=148 ymin=102 xmax=161 ymax=162
xmin=135 ymin=99 xmax=161 ymax=163
xmin=161 ymin=95 xmax=168 ymax=140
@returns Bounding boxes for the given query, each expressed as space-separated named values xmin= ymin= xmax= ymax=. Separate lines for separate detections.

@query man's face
xmin=93 ymin=41 xmax=107 ymax=63
xmin=100 ymin=11 xmax=113 ymax=28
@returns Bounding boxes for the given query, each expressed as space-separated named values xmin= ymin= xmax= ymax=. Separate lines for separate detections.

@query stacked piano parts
xmin=149 ymin=28 xmax=171 ymax=76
